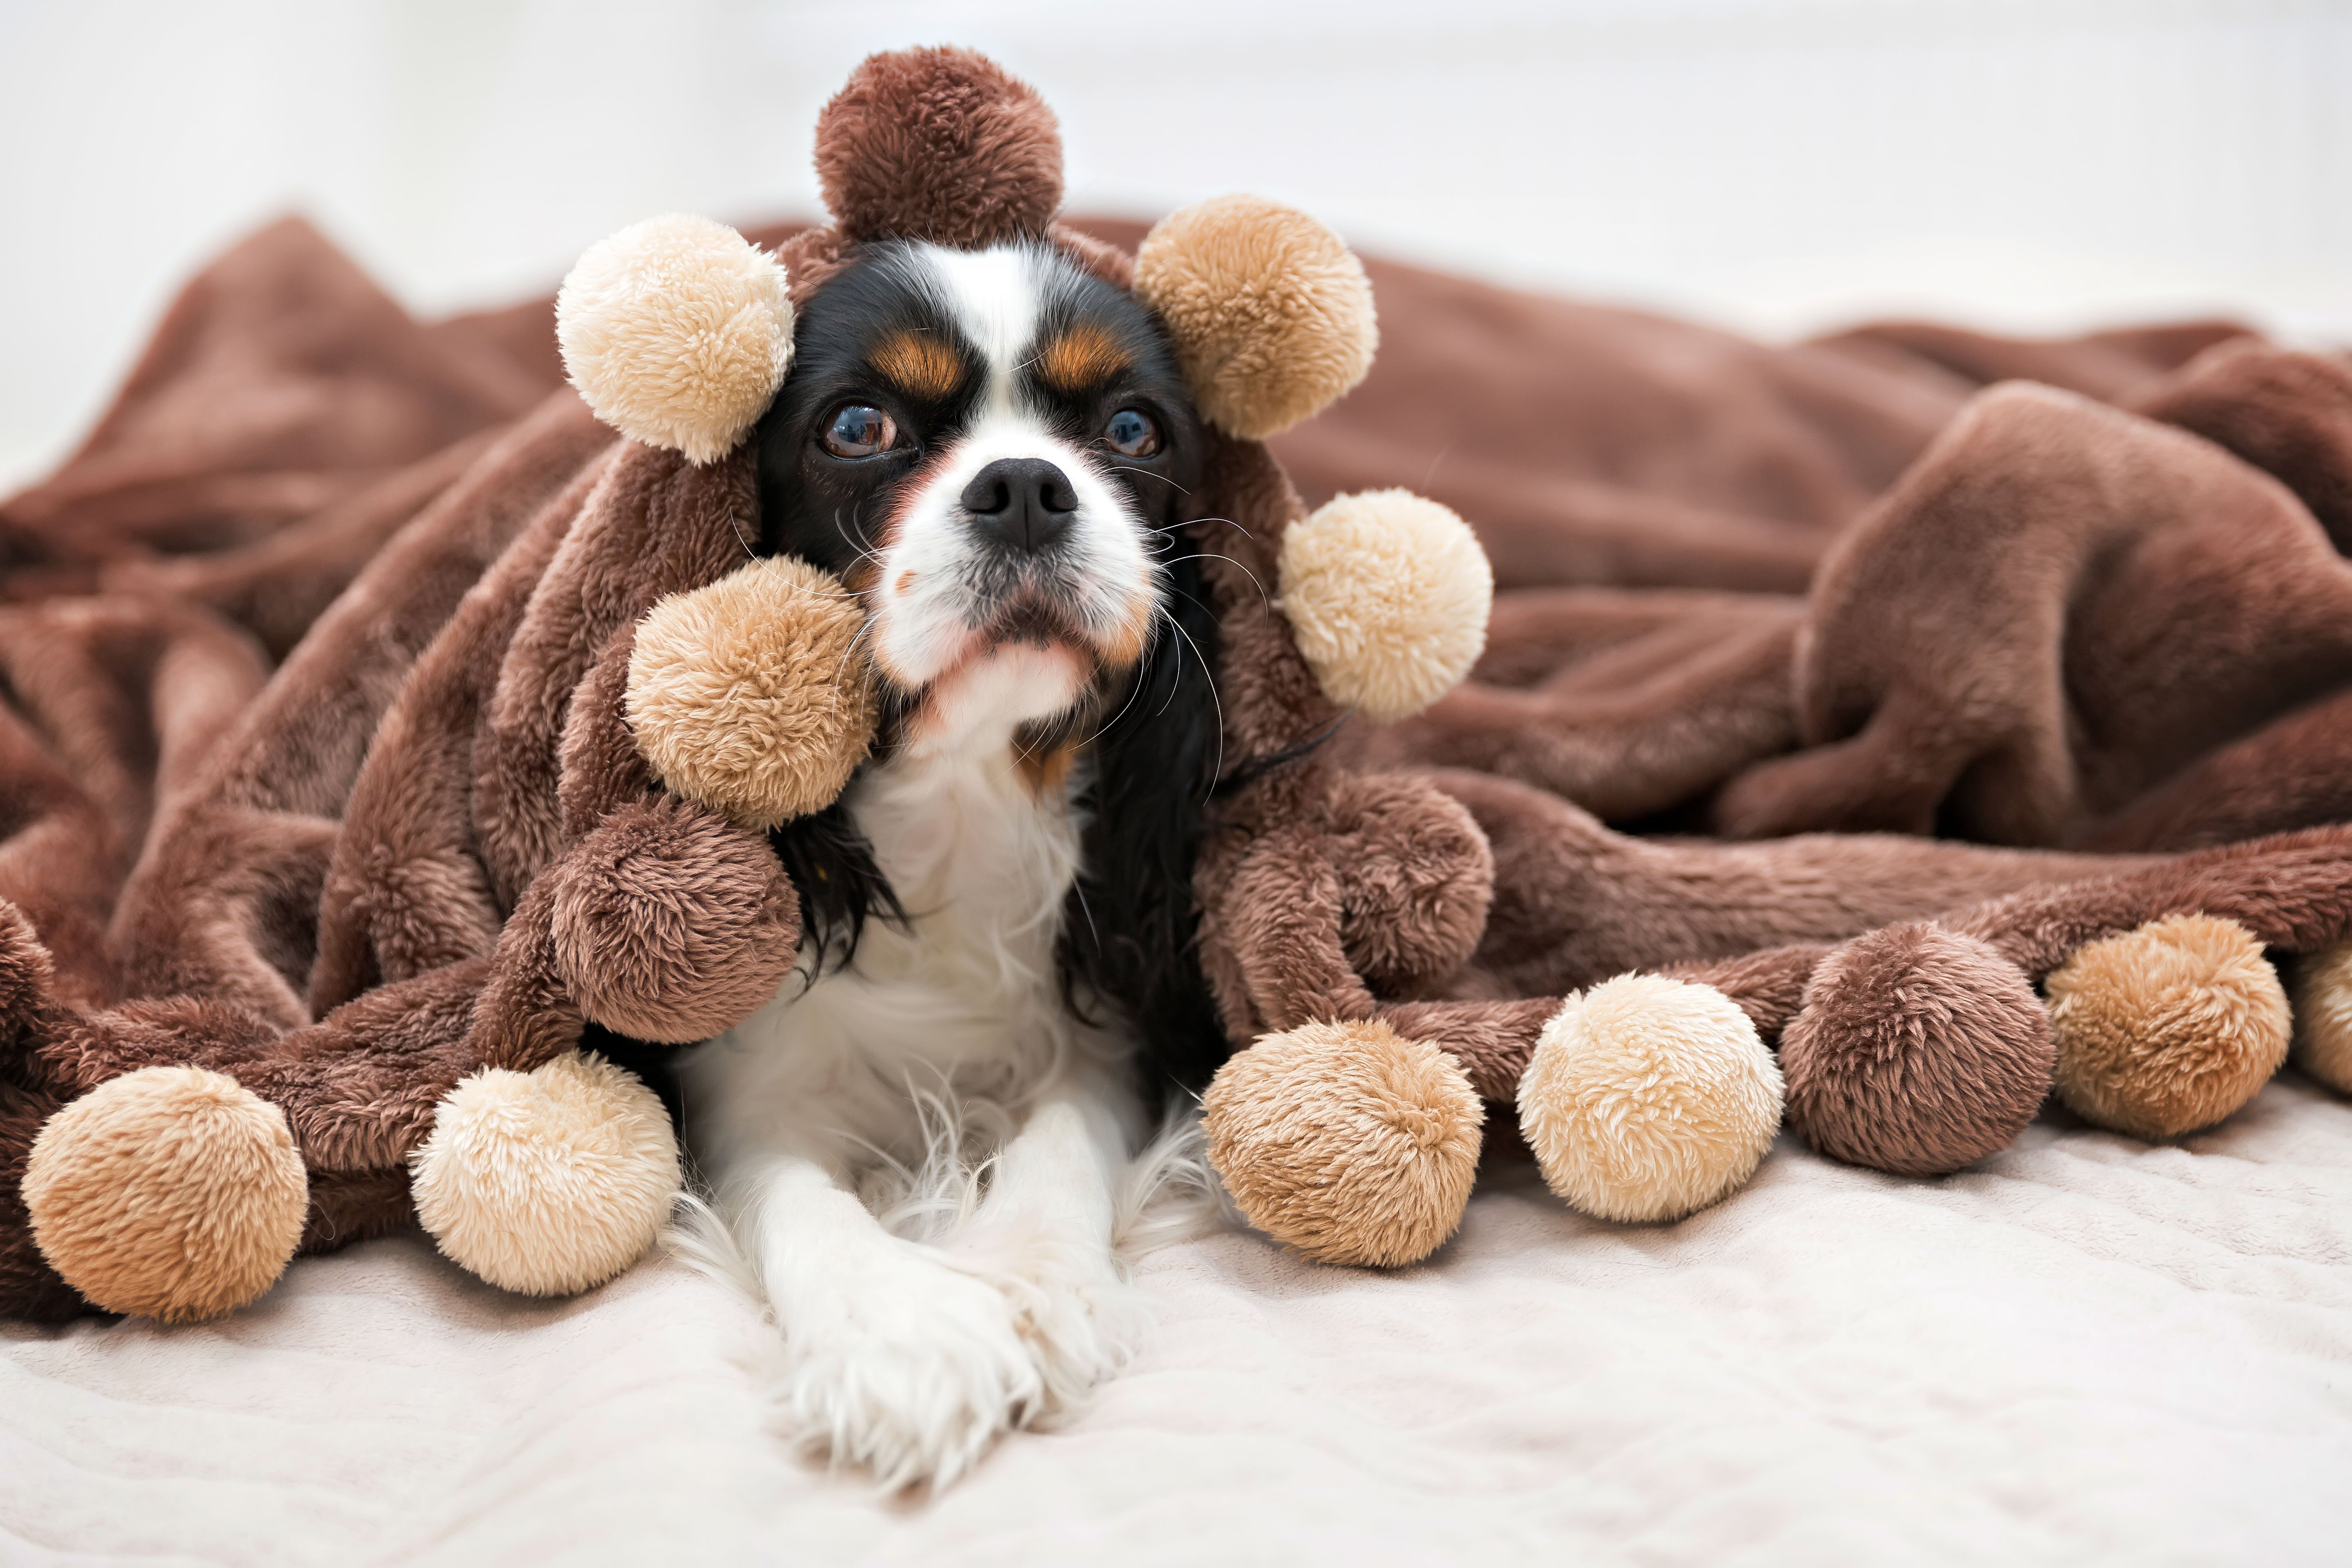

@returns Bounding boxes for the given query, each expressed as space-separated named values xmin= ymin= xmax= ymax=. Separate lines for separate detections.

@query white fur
xmin=673 ymin=244 xmax=1209 ymax=1489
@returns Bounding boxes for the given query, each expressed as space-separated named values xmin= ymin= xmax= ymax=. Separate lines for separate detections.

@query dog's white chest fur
xmin=684 ymin=645 xmax=1100 ymax=1171
xmin=673 ymin=677 xmax=1167 ymax=1490
xmin=687 ymin=740 xmax=1087 ymax=1173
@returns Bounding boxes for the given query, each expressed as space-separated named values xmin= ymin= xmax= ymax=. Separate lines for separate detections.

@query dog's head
xmin=755 ymin=237 xmax=1203 ymax=762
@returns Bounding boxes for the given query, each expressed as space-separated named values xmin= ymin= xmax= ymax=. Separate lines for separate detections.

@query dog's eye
xmin=1104 ymin=408 xmax=1160 ymax=459
xmin=821 ymin=404 xmax=899 ymax=459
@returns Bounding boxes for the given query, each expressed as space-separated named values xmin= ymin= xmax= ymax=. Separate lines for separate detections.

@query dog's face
xmin=756 ymin=240 xmax=1203 ymax=755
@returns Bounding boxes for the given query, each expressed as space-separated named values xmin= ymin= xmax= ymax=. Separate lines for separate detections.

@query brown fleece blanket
xmin=3 ymin=214 xmax=2348 ymax=1288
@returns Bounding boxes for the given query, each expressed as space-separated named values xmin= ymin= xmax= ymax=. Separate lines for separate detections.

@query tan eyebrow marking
xmin=1034 ymin=323 xmax=1131 ymax=393
xmin=868 ymin=331 xmax=963 ymax=399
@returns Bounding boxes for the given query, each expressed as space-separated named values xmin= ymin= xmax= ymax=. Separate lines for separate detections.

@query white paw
xmin=774 ymin=1247 xmax=1046 ymax=1491
xmin=953 ymin=1222 xmax=1147 ymax=1414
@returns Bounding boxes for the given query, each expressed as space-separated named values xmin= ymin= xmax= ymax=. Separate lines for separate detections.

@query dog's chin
xmin=901 ymin=639 xmax=1094 ymax=756
xmin=884 ymin=588 xmax=1153 ymax=758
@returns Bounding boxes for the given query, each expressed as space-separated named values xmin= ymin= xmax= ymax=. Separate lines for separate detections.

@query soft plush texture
xmin=2045 ymin=913 xmax=2291 ymax=1138
xmin=547 ymin=796 xmax=801 ymax=1044
xmin=811 ymin=46 xmax=1064 ymax=249
xmin=2290 ymin=933 xmax=2352 ymax=1094
xmin=1133 ymin=194 xmax=1378 ymax=439
xmin=3 ymin=44 xmax=2352 ymax=1312
xmin=1518 ymin=974 xmax=1782 ymax=1223
xmin=1323 ymin=771 xmax=1494 ymax=993
xmin=23 ymin=1066 xmax=307 ymax=1322
xmin=410 ymin=1051 xmax=679 ymax=1297
xmin=624 ymin=555 xmax=875 ymax=830
xmin=1778 ymin=924 xmax=2054 ymax=1178
xmin=1201 ymin=1019 xmax=1483 ymax=1268
xmin=555 ymin=215 xmax=793 ymax=465
xmin=1278 ymin=489 xmax=1493 ymax=722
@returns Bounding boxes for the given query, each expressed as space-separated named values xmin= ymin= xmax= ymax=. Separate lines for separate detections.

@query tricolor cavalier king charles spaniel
xmin=673 ymin=238 xmax=1229 ymax=1488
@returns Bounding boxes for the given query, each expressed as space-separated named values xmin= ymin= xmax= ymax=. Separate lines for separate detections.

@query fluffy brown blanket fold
xmin=5 ymin=173 xmax=2351 ymax=1315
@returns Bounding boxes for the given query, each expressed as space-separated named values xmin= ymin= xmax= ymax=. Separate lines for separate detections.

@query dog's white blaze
xmin=922 ymin=243 xmax=1038 ymax=419
xmin=671 ymin=241 xmax=1198 ymax=1491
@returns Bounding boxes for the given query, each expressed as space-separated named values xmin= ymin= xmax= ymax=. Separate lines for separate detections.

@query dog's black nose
xmin=961 ymin=458 xmax=1078 ymax=553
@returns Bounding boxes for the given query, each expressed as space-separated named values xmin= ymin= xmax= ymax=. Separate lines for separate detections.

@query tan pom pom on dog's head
xmin=813 ymin=46 xmax=1064 ymax=249
xmin=557 ymin=214 xmax=793 ymax=464
xmin=1133 ymin=194 xmax=1378 ymax=440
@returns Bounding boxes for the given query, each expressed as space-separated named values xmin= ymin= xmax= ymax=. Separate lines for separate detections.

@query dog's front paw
xmin=775 ymin=1251 xmax=1045 ymax=1491
xmin=957 ymin=1226 xmax=1145 ymax=1412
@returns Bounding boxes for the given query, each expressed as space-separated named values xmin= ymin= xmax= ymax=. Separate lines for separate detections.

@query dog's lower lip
xmin=971 ymin=596 xmax=1089 ymax=649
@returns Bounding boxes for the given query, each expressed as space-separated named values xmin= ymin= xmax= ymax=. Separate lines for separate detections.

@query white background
xmin=3 ymin=0 xmax=2348 ymax=485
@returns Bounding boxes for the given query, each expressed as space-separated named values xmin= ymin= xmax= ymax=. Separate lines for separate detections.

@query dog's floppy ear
xmin=813 ymin=47 xmax=1064 ymax=250
xmin=556 ymin=215 xmax=794 ymax=464
xmin=1133 ymin=195 xmax=1378 ymax=441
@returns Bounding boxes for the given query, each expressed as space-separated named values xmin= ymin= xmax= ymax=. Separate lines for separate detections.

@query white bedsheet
xmin=5 ymin=1077 xmax=2350 ymax=1567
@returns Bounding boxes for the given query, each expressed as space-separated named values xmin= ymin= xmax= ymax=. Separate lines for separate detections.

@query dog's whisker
xmin=1156 ymin=552 xmax=1269 ymax=606
xmin=1106 ymin=464 xmax=1188 ymax=495
xmin=1156 ymin=601 xmax=1225 ymax=791
xmin=1075 ymin=645 xmax=1156 ymax=747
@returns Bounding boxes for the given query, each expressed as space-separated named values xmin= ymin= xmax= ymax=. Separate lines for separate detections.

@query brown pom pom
xmin=813 ymin=47 xmax=1063 ymax=249
xmin=1781 ymin=922 xmax=2053 ymax=1176
xmin=1325 ymin=772 xmax=1493 ymax=994
xmin=549 ymin=795 xmax=801 ymax=1044
xmin=2046 ymin=913 xmax=2288 ymax=1138
xmin=1203 ymin=1018 xmax=1483 ymax=1268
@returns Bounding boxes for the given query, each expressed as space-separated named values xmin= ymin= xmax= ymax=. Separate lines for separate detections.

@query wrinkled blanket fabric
xmin=2 ymin=213 xmax=2350 ymax=1310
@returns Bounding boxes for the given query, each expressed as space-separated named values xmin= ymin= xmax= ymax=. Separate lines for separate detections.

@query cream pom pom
xmin=2290 ymin=932 xmax=2352 ymax=1096
xmin=1518 ymin=975 xmax=1782 ymax=1224
xmin=1278 ymin=489 xmax=1493 ymax=723
xmin=1203 ymin=1018 xmax=1483 ymax=1268
xmin=24 ymin=1066 xmax=308 ymax=1322
xmin=2047 ymin=913 xmax=2289 ymax=1138
xmin=412 ymin=1053 xmax=681 ymax=1298
xmin=1133 ymin=195 xmax=1377 ymax=439
xmin=556 ymin=214 xmax=793 ymax=464
xmin=626 ymin=555 xmax=876 ymax=830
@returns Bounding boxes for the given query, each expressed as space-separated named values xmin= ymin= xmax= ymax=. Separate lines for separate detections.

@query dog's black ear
xmin=1061 ymin=549 xmax=1230 ymax=1092
xmin=768 ymin=792 xmax=905 ymax=980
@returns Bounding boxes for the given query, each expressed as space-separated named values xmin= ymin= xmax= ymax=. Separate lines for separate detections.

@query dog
xmin=673 ymin=236 xmax=1231 ymax=1489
